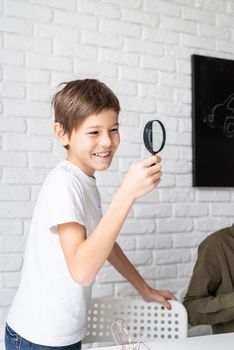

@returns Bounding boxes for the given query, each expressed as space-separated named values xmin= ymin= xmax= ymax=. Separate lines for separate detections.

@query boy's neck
xmin=66 ymin=155 xmax=95 ymax=178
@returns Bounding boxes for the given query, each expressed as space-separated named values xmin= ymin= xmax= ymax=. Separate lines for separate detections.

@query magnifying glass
xmin=143 ymin=120 xmax=166 ymax=155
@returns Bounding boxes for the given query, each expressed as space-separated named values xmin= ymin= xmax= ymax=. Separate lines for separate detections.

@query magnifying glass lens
xmin=152 ymin=122 xmax=164 ymax=150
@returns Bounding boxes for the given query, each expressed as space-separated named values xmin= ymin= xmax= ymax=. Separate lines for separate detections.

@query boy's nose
xmin=99 ymin=133 xmax=112 ymax=147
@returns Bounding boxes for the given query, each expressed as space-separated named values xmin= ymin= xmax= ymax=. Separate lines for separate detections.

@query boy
xmin=5 ymin=79 xmax=175 ymax=350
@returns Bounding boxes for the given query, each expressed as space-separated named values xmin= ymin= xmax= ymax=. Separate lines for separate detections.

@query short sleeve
xmin=40 ymin=169 xmax=86 ymax=234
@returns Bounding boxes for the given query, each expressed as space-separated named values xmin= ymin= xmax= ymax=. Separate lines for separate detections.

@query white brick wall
xmin=1 ymin=0 xmax=234 ymax=346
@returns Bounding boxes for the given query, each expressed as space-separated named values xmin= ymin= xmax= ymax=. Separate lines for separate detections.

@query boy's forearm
xmin=108 ymin=243 xmax=176 ymax=308
xmin=72 ymin=189 xmax=134 ymax=286
xmin=108 ymin=242 xmax=151 ymax=297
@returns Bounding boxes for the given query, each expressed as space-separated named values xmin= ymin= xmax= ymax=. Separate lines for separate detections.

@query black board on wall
xmin=192 ymin=54 xmax=234 ymax=187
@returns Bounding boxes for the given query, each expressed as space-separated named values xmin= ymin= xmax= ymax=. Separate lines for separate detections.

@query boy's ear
xmin=54 ymin=122 xmax=69 ymax=146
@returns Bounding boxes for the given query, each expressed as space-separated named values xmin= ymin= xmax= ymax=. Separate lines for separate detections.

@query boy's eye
xmin=88 ymin=131 xmax=99 ymax=135
xmin=88 ymin=129 xmax=119 ymax=135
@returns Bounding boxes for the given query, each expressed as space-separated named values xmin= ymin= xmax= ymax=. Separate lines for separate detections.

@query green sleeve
xmin=183 ymin=239 xmax=234 ymax=325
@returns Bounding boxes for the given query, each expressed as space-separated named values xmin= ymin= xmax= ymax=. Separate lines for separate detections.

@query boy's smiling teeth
xmin=93 ymin=151 xmax=111 ymax=157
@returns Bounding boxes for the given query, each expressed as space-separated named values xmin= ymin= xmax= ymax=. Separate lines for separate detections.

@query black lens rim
xmin=143 ymin=119 xmax=166 ymax=155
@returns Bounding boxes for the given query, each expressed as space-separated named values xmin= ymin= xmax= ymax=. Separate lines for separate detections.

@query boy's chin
xmin=93 ymin=161 xmax=112 ymax=171
xmin=95 ymin=163 xmax=111 ymax=171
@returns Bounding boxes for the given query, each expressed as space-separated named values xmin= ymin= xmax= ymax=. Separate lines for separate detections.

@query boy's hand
xmin=120 ymin=155 xmax=162 ymax=202
xmin=141 ymin=286 xmax=177 ymax=310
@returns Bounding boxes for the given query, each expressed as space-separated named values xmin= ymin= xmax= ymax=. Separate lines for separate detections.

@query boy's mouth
xmin=93 ymin=151 xmax=111 ymax=158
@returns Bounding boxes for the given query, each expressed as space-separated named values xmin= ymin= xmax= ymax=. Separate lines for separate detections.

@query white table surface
xmin=89 ymin=333 xmax=234 ymax=350
xmin=146 ymin=332 xmax=234 ymax=350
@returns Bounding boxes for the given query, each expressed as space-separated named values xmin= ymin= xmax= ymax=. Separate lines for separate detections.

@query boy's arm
xmin=58 ymin=156 xmax=162 ymax=288
xmin=108 ymin=242 xmax=176 ymax=309
xmin=183 ymin=242 xmax=234 ymax=325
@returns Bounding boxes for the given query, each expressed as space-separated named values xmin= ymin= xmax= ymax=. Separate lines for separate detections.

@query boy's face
xmin=65 ymin=109 xmax=120 ymax=176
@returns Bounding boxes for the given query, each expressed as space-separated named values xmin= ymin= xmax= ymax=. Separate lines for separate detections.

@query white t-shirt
xmin=7 ymin=160 xmax=102 ymax=346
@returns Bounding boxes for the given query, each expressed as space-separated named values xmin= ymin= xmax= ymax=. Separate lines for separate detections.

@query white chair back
xmin=83 ymin=297 xmax=188 ymax=344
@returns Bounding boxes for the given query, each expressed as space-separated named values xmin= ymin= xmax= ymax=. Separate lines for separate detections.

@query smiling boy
xmin=5 ymin=79 xmax=175 ymax=350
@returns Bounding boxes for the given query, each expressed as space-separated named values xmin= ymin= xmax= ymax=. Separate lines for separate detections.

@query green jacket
xmin=183 ymin=225 xmax=234 ymax=334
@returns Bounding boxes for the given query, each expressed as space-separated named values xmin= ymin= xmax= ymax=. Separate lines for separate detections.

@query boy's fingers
xmin=148 ymin=164 xmax=162 ymax=176
xmin=156 ymin=155 xmax=161 ymax=163
xmin=160 ymin=290 xmax=177 ymax=300
xmin=142 ymin=155 xmax=161 ymax=167
xmin=158 ymin=296 xmax=171 ymax=310
xmin=169 ymin=292 xmax=177 ymax=300
xmin=164 ymin=300 xmax=172 ymax=310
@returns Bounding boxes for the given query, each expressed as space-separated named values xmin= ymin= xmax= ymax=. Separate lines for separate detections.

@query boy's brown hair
xmin=52 ymin=79 xmax=120 ymax=149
